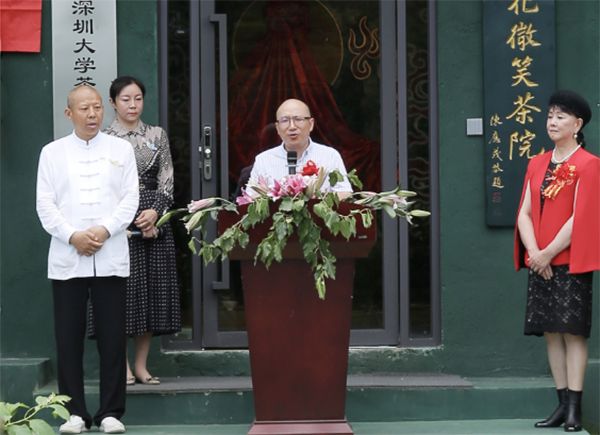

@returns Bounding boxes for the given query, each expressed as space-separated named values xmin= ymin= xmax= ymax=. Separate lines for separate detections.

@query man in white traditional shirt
xmin=248 ymin=99 xmax=352 ymax=194
xmin=36 ymin=85 xmax=138 ymax=434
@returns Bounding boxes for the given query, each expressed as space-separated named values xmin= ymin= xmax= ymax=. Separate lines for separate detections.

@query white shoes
xmin=99 ymin=416 xmax=126 ymax=433
xmin=59 ymin=414 xmax=125 ymax=434
xmin=59 ymin=415 xmax=88 ymax=434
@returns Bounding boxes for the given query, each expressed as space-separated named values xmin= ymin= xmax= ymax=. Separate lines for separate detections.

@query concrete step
xmin=34 ymin=374 xmax=564 ymax=425
xmin=48 ymin=420 xmax=590 ymax=434
xmin=0 ymin=357 xmax=53 ymax=403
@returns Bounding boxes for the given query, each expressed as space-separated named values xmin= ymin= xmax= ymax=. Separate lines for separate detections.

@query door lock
xmin=202 ymin=126 xmax=212 ymax=180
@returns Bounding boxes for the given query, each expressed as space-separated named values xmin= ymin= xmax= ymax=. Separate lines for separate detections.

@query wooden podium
xmin=219 ymin=203 xmax=376 ymax=435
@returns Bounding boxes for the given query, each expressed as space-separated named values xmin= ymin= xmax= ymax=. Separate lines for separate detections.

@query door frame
xmin=159 ymin=0 xmax=440 ymax=349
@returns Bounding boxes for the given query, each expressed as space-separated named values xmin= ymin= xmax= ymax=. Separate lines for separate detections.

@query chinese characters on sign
xmin=52 ymin=0 xmax=117 ymax=138
xmin=483 ymin=0 xmax=555 ymax=226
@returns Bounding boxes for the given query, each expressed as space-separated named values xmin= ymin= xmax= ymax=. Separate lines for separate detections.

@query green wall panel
xmin=436 ymin=0 xmax=599 ymax=377
xmin=115 ymin=0 xmax=159 ymax=125
xmin=0 ymin=0 xmax=160 ymax=358
xmin=436 ymin=0 xmax=542 ymax=375
xmin=1 ymin=0 xmax=55 ymax=358
xmin=1 ymin=0 xmax=598 ymax=384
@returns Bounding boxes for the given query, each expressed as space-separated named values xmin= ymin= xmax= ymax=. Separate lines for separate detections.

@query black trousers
xmin=52 ymin=276 xmax=126 ymax=427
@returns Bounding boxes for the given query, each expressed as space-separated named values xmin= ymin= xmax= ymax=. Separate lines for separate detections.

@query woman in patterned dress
xmin=515 ymin=90 xmax=599 ymax=432
xmin=90 ymin=76 xmax=181 ymax=385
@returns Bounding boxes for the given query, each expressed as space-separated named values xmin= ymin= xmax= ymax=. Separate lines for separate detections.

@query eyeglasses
xmin=276 ymin=116 xmax=311 ymax=128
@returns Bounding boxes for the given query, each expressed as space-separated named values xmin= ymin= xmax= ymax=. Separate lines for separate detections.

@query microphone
xmin=287 ymin=150 xmax=297 ymax=175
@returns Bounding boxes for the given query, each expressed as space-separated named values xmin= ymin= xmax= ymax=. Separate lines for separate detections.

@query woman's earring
xmin=573 ymin=132 xmax=578 ymax=140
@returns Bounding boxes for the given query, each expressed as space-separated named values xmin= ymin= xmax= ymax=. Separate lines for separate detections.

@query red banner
xmin=0 ymin=0 xmax=42 ymax=52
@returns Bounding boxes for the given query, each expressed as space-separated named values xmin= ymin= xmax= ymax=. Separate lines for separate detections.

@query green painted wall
xmin=1 ymin=0 xmax=56 ymax=360
xmin=1 ymin=0 xmax=598 ymax=385
xmin=0 ymin=0 xmax=159 ymax=361
xmin=436 ymin=0 xmax=599 ymax=377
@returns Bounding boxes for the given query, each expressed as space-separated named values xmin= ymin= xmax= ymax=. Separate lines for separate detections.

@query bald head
xmin=276 ymin=99 xmax=311 ymax=120
xmin=65 ymin=85 xmax=104 ymax=141
xmin=67 ymin=85 xmax=102 ymax=109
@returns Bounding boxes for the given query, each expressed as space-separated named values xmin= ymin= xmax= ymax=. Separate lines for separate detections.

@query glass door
xmin=193 ymin=0 xmax=401 ymax=348
xmin=162 ymin=0 xmax=438 ymax=350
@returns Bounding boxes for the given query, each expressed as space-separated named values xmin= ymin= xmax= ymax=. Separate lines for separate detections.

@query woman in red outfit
xmin=515 ymin=90 xmax=599 ymax=432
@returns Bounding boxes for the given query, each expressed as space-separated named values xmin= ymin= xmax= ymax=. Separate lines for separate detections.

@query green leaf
xmin=224 ymin=202 xmax=238 ymax=212
xmin=328 ymin=170 xmax=344 ymax=188
xmin=53 ymin=395 xmax=71 ymax=405
xmin=312 ymin=201 xmax=328 ymax=219
xmin=0 ymin=402 xmax=16 ymax=421
xmin=34 ymin=396 xmax=48 ymax=407
xmin=338 ymin=218 xmax=355 ymax=240
xmin=7 ymin=425 xmax=33 ymax=435
xmin=361 ymin=210 xmax=373 ymax=228
xmin=279 ymin=197 xmax=293 ymax=212
xmin=1 ymin=403 xmax=27 ymax=418
xmin=272 ymin=241 xmax=283 ymax=263
xmin=49 ymin=404 xmax=70 ymax=421
xmin=245 ymin=198 xmax=270 ymax=227
xmin=274 ymin=219 xmax=289 ymax=241
xmin=292 ymin=198 xmax=305 ymax=211
xmin=257 ymin=197 xmax=269 ymax=218
xmin=238 ymin=231 xmax=249 ymax=248
xmin=346 ymin=169 xmax=363 ymax=189
xmin=28 ymin=419 xmax=54 ymax=435
xmin=322 ymin=193 xmax=336 ymax=208
xmin=256 ymin=240 xmax=272 ymax=262
xmin=188 ymin=238 xmax=197 ymax=255
xmin=323 ymin=210 xmax=340 ymax=231
xmin=315 ymin=276 xmax=326 ymax=300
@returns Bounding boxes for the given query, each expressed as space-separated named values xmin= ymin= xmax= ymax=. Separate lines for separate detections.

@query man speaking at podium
xmin=248 ymin=99 xmax=352 ymax=195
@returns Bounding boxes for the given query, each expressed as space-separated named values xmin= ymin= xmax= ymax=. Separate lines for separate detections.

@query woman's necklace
xmin=551 ymin=144 xmax=580 ymax=164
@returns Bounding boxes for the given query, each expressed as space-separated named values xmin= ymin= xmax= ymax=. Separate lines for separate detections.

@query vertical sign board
xmin=52 ymin=0 xmax=117 ymax=139
xmin=483 ymin=0 xmax=555 ymax=226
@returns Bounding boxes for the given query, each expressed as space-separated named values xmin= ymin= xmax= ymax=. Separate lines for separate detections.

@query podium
xmin=219 ymin=202 xmax=376 ymax=435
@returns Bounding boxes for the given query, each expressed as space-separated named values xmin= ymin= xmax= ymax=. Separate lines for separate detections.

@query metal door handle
xmin=202 ymin=126 xmax=212 ymax=180
xmin=210 ymin=14 xmax=230 ymax=291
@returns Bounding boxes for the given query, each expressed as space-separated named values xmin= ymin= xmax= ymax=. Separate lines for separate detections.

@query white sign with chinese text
xmin=52 ymin=0 xmax=117 ymax=138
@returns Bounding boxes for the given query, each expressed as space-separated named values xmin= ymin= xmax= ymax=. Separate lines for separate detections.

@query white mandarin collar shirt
xmin=249 ymin=138 xmax=352 ymax=192
xmin=36 ymin=131 xmax=139 ymax=280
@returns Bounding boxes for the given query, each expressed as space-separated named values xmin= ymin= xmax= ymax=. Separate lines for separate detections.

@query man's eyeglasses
xmin=276 ymin=116 xmax=311 ymax=128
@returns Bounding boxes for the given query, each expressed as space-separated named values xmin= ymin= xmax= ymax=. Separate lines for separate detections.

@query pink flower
xmin=268 ymin=175 xmax=307 ymax=199
xmin=187 ymin=198 xmax=215 ymax=213
xmin=235 ymin=189 xmax=255 ymax=205
xmin=283 ymin=174 xmax=306 ymax=196
xmin=269 ymin=179 xmax=285 ymax=200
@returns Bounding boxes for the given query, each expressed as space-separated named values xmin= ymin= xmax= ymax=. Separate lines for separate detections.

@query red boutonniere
xmin=543 ymin=164 xmax=576 ymax=200
xmin=301 ymin=160 xmax=319 ymax=176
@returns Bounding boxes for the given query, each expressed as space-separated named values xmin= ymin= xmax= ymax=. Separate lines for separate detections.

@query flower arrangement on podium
xmin=157 ymin=160 xmax=430 ymax=298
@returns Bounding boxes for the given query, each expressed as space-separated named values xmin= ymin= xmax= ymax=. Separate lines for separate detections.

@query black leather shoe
xmin=564 ymin=389 xmax=582 ymax=432
xmin=535 ymin=388 xmax=568 ymax=428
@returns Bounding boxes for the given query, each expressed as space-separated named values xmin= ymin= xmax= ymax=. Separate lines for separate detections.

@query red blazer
xmin=514 ymin=147 xmax=600 ymax=273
